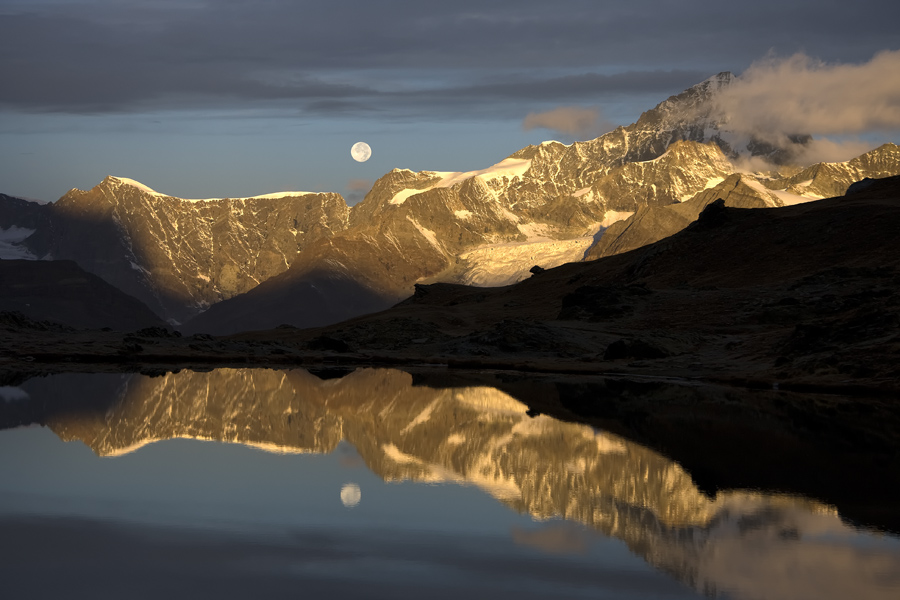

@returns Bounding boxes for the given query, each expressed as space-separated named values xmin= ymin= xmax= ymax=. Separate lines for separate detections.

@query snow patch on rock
xmin=390 ymin=188 xmax=430 ymax=205
xmin=768 ymin=188 xmax=820 ymax=206
xmin=0 ymin=226 xmax=37 ymax=260
xmin=245 ymin=191 xmax=313 ymax=200
xmin=435 ymin=158 xmax=532 ymax=189
xmin=0 ymin=386 xmax=29 ymax=403
xmin=517 ymin=222 xmax=555 ymax=242
xmin=742 ymin=178 xmax=789 ymax=207
xmin=573 ymin=187 xmax=593 ymax=198
xmin=600 ymin=211 xmax=634 ymax=228
xmin=459 ymin=237 xmax=594 ymax=287
xmin=406 ymin=216 xmax=443 ymax=253
xmin=110 ymin=176 xmax=161 ymax=195
xmin=109 ymin=176 xmax=311 ymax=203
xmin=388 ymin=158 xmax=531 ymax=206
xmin=682 ymin=176 xmax=726 ymax=201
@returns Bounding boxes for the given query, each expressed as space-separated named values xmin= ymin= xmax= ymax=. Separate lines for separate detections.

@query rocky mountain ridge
xmin=587 ymin=144 xmax=900 ymax=260
xmin=2 ymin=71 xmax=898 ymax=333
xmin=199 ymin=176 xmax=900 ymax=397
xmin=191 ymin=138 xmax=897 ymax=334
xmin=9 ymin=178 xmax=349 ymax=324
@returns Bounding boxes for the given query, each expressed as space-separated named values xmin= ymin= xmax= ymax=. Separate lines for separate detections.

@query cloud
xmin=443 ymin=70 xmax=709 ymax=102
xmin=522 ymin=106 xmax=613 ymax=138
xmin=511 ymin=524 xmax=591 ymax=555
xmin=713 ymin=50 xmax=900 ymax=140
xmin=344 ymin=178 xmax=373 ymax=205
xmin=4 ymin=1 xmax=898 ymax=120
xmin=0 ymin=386 xmax=29 ymax=403
xmin=346 ymin=179 xmax=373 ymax=191
xmin=794 ymin=138 xmax=886 ymax=165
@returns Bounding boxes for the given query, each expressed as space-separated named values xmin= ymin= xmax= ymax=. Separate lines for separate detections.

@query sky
xmin=1 ymin=0 xmax=899 ymax=204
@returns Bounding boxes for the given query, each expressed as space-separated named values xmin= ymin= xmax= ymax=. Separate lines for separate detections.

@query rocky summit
xmin=1 ymin=72 xmax=899 ymax=334
xmin=9 ymin=179 xmax=893 ymax=395
xmin=225 ymin=175 xmax=900 ymax=395
xmin=586 ymin=144 xmax=900 ymax=260
xmin=3 ymin=181 xmax=349 ymax=324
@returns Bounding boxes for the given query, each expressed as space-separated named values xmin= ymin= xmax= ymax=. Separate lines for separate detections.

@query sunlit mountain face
xmin=1 ymin=368 xmax=897 ymax=600
xmin=3 ymin=6 xmax=898 ymax=598
xmin=3 ymin=69 xmax=897 ymax=335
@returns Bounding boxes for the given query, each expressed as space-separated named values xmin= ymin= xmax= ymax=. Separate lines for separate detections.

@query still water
xmin=0 ymin=368 xmax=898 ymax=599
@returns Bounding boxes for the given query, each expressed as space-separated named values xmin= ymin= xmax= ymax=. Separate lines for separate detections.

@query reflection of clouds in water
xmin=340 ymin=455 xmax=365 ymax=469
xmin=338 ymin=441 xmax=365 ymax=469
xmin=687 ymin=503 xmax=900 ymax=600
xmin=11 ymin=367 xmax=900 ymax=599
xmin=0 ymin=387 xmax=29 ymax=403
xmin=511 ymin=523 xmax=591 ymax=555
xmin=0 ymin=514 xmax=695 ymax=599
xmin=341 ymin=483 xmax=361 ymax=507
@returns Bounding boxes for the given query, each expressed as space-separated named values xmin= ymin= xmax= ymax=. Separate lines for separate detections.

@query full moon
xmin=340 ymin=483 xmax=361 ymax=507
xmin=351 ymin=142 xmax=372 ymax=162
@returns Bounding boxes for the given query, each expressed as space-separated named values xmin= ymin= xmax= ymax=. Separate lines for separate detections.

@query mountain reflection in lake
xmin=0 ymin=368 xmax=897 ymax=600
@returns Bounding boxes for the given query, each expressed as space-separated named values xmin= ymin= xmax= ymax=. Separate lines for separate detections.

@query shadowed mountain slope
xmin=16 ymin=180 xmax=350 ymax=324
xmin=187 ymin=138 xmax=897 ymax=335
xmin=234 ymin=176 xmax=900 ymax=392
xmin=587 ymin=144 xmax=900 ymax=260
xmin=2 ymin=73 xmax=897 ymax=334
xmin=0 ymin=259 xmax=167 ymax=331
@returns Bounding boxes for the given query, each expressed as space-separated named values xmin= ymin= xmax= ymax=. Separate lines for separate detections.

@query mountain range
xmin=3 ymin=176 xmax=897 ymax=400
xmin=1 ymin=72 xmax=898 ymax=334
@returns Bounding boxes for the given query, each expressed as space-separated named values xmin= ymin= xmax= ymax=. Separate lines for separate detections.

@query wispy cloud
xmin=714 ymin=50 xmax=900 ymax=140
xmin=522 ymin=106 xmax=613 ymax=139
xmin=511 ymin=523 xmax=591 ymax=555
xmin=346 ymin=178 xmax=373 ymax=191
xmin=345 ymin=178 xmax=373 ymax=205
xmin=4 ymin=1 xmax=897 ymax=122
xmin=795 ymin=138 xmax=886 ymax=165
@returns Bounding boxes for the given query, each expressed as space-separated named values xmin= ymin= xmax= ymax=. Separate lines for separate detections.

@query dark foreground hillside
xmin=241 ymin=174 xmax=900 ymax=394
xmin=2 ymin=176 xmax=898 ymax=393
xmin=0 ymin=259 xmax=168 ymax=331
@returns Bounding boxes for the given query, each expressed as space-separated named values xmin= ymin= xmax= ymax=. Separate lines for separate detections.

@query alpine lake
xmin=1 ymin=366 xmax=898 ymax=600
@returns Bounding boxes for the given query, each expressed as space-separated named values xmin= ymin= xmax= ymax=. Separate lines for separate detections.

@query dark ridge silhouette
xmin=0 ymin=259 xmax=168 ymax=331
xmin=0 ymin=193 xmax=51 ymax=230
xmin=182 ymin=264 xmax=395 ymax=336
xmin=219 ymin=174 xmax=900 ymax=396
xmin=17 ymin=203 xmax=190 ymax=324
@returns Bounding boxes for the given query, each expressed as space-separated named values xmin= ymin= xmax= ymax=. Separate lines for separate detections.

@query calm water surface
xmin=0 ymin=368 xmax=897 ymax=599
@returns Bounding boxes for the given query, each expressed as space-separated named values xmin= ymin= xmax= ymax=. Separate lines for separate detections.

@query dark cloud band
xmin=2 ymin=0 xmax=898 ymax=119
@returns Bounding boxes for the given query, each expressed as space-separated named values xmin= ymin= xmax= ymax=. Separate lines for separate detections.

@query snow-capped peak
xmin=387 ymin=158 xmax=532 ymax=205
xmin=434 ymin=157 xmax=532 ymax=189
xmin=108 ymin=176 xmax=162 ymax=195
xmin=105 ymin=176 xmax=311 ymax=202
xmin=702 ymin=71 xmax=735 ymax=88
